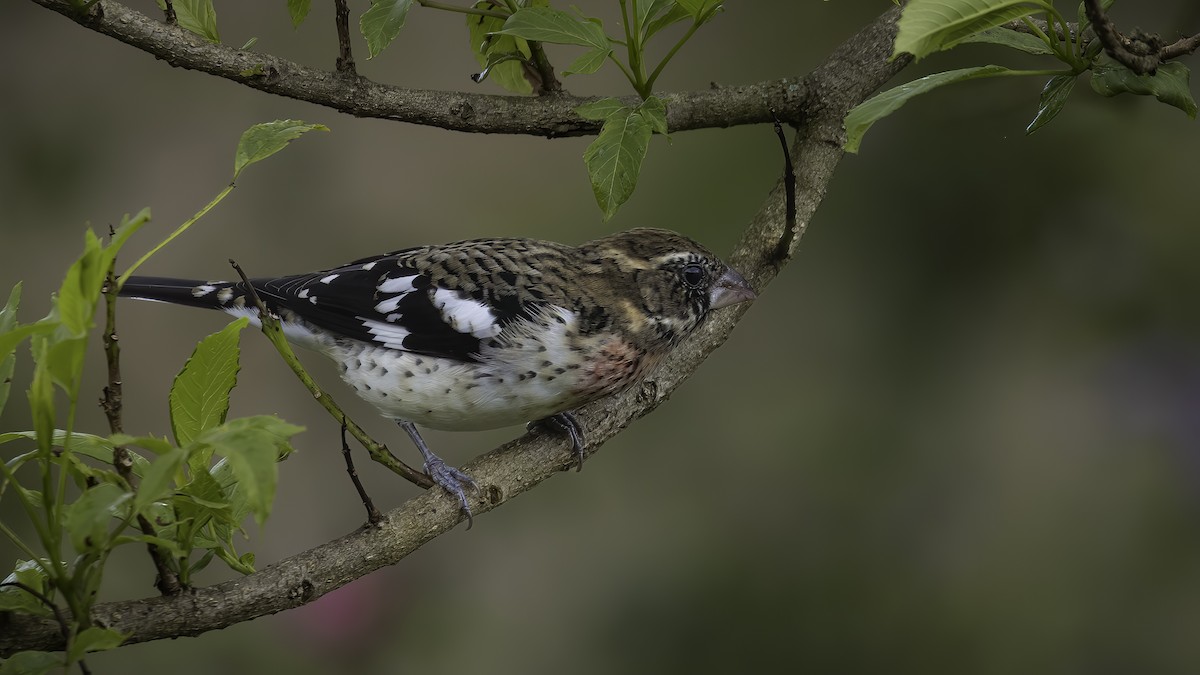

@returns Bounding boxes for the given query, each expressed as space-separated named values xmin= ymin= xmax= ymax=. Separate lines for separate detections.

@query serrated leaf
xmin=1090 ymin=59 xmax=1197 ymax=118
xmin=233 ymin=120 xmax=329 ymax=180
xmin=360 ymin=0 xmax=414 ymax=59
xmin=895 ymin=0 xmax=1049 ymax=60
xmin=0 ymin=650 xmax=63 ymax=674
xmin=583 ymin=108 xmax=653 ymax=220
xmin=287 ymin=0 xmax=311 ymax=28
xmin=1027 ymin=74 xmax=1077 ymax=133
xmin=639 ymin=96 xmax=669 ymax=135
xmin=66 ymin=627 xmax=128 ymax=663
xmin=64 ymin=483 xmax=131 ymax=554
xmin=576 ymin=97 xmax=626 ymax=121
xmin=564 ymin=47 xmax=611 ymax=76
xmin=496 ymin=6 xmax=610 ymax=50
xmin=170 ymin=318 xmax=249 ymax=450
xmin=165 ymin=0 xmax=220 ymax=43
xmin=958 ymin=26 xmax=1055 ymax=55
xmin=192 ymin=416 xmax=303 ymax=524
xmin=844 ymin=65 xmax=1024 ymax=153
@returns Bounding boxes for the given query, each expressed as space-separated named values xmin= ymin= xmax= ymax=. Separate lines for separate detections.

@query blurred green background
xmin=4 ymin=1 xmax=1200 ymax=673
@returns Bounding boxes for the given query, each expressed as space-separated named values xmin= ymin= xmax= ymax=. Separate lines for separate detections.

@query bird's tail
xmin=119 ymin=277 xmax=251 ymax=311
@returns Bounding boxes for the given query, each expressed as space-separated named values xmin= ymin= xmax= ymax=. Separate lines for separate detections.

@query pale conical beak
xmin=709 ymin=267 xmax=757 ymax=310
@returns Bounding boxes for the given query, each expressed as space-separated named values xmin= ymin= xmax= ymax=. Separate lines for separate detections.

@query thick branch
xmin=30 ymin=0 xmax=807 ymax=136
xmin=1 ymin=5 xmax=908 ymax=655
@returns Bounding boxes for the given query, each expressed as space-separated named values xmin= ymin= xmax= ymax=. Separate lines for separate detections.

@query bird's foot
xmin=529 ymin=411 xmax=586 ymax=472
xmin=424 ymin=456 xmax=479 ymax=529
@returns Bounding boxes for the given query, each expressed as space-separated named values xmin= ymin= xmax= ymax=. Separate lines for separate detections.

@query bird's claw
xmin=530 ymin=411 xmax=586 ymax=472
xmin=424 ymin=457 xmax=478 ymax=529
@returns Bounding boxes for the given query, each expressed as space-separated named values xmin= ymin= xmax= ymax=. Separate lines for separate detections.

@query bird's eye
xmin=681 ymin=263 xmax=706 ymax=288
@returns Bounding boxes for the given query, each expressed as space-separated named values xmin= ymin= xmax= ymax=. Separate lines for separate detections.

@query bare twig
xmin=161 ymin=0 xmax=175 ymax=25
xmin=1083 ymin=0 xmax=1200 ymax=75
xmin=342 ymin=419 xmax=383 ymax=525
xmin=101 ymin=263 xmax=182 ymax=596
xmin=333 ymin=0 xmax=355 ymax=75
xmin=770 ymin=115 xmax=797 ymax=263
xmin=1 ymin=4 xmax=910 ymax=654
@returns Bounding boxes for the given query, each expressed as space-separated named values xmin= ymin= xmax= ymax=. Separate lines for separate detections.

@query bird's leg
xmin=396 ymin=419 xmax=478 ymax=528
xmin=529 ymin=411 xmax=586 ymax=472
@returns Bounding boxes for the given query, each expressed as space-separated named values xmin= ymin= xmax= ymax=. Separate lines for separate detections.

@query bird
xmin=120 ymin=228 xmax=757 ymax=524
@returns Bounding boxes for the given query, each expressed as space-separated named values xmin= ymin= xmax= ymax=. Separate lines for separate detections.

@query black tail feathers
xmin=119 ymin=277 xmax=247 ymax=311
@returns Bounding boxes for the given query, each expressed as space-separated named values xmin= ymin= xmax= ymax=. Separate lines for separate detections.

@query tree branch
xmin=1082 ymin=0 xmax=1200 ymax=75
xmin=29 ymin=0 xmax=808 ymax=135
xmin=1 ymin=4 xmax=908 ymax=655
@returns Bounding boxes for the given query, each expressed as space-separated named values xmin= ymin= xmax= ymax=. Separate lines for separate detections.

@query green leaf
xmin=215 ymin=547 xmax=256 ymax=575
xmin=64 ymin=483 xmax=131 ymax=554
xmin=575 ymin=97 xmax=625 ymax=121
xmin=192 ymin=416 xmax=303 ymax=524
xmin=287 ymin=0 xmax=311 ymax=28
xmin=164 ymin=0 xmax=220 ymax=43
xmin=55 ymin=229 xmax=106 ymax=339
xmin=894 ymin=0 xmax=1049 ymax=60
xmin=27 ymin=341 xmax=55 ymax=456
xmin=112 ymin=533 xmax=184 ymax=556
xmin=958 ymin=26 xmax=1055 ymax=55
xmin=170 ymin=318 xmax=249 ymax=450
xmin=1026 ymin=74 xmax=1077 ymax=133
xmin=496 ymin=6 xmax=610 ymax=50
xmin=0 ymin=560 xmax=52 ymax=617
xmin=564 ymin=47 xmax=612 ymax=76
xmin=675 ymin=0 xmax=722 ymax=21
xmin=466 ymin=5 xmax=535 ymax=94
xmin=67 ymin=627 xmax=128 ymax=663
xmin=0 ymin=284 xmax=21 ymax=416
xmin=0 ymin=650 xmax=63 ymax=675
xmin=644 ymin=4 xmax=691 ymax=40
xmin=360 ymin=0 xmax=415 ymax=59
xmin=1090 ymin=59 xmax=1198 ymax=119
xmin=844 ymin=65 xmax=1027 ymax=153
xmin=134 ymin=447 xmax=186 ymax=513
xmin=233 ymin=120 xmax=329 ymax=180
xmin=637 ymin=0 xmax=675 ymax=30
xmin=639 ymin=96 xmax=669 ymax=136
xmin=583 ymin=107 xmax=653 ymax=220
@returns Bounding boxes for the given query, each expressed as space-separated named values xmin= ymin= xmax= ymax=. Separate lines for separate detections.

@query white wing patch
xmin=373 ymin=295 xmax=404 ymax=314
xmin=432 ymin=287 xmax=500 ymax=338
xmin=320 ymin=274 xmax=340 ymax=284
xmin=359 ymin=318 xmax=411 ymax=350
xmin=378 ymin=275 xmax=417 ymax=294
xmin=192 ymin=284 xmax=217 ymax=297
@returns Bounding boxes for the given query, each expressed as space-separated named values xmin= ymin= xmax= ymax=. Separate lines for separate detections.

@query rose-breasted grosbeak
xmin=121 ymin=228 xmax=756 ymax=520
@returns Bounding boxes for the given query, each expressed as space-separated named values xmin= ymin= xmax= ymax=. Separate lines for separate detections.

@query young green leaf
xmin=0 ymin=560 xmax=52 ymax=617
xmin=1090 ymin=59 xmax=1197 ymax=119
xmin=0 ymin=284 xmax=21 ymax=416
xmin=360 ymin=0 xmax=415 ymax=59
xmin=66 ymin=627 xmax=128 ymax=663
xmin=1027 ymin=74 xmax=1077 ymax=133
xmin=564 ymin=47 xmax=612 ymax=76
xmin=644 ymin=4 xmax=691 ymax=41
xmin=844 ymin=65 xmax=1033 ymax=153
xmin=27 ymin=341 xmax=55 ymax=456
xmin=894 ymin=0 xmax=1049 ymax=60
xmin=134 ymin=447 xmax=187 ymax=513
xmin=158 ymin=0 xmax=220 ymax=43
xmin=576 ymin=97 xmax=626 ymax=121
xmin=639 ymin=96 xmax=669 ymax=136
xmin=233 ymin=120 xmax=329 ymax=180
xmin=0 ymin=650 xmax=63 ymax=675
xmin=63 ymin=483 xmax=132 ymax=554
xmin=496 ymin=6 xmax=610 ymax=50
xmin=170 ymin=317 xmax=249 ymax=449
xmin=55 ymin=229 xmax=106 ymax=339
xmin=583 ymin=107 xmax=653 ymax=220
xmin=675 ymin=0 xmax=722 ymax=21
xmin=958 ymin=26 xmax=1056 ymax=55
xmin=467 ymin=6 xmax=536 ymax=94
xmin=192 ymin=416 xmax=303 ymax=524
xmin=288 ymin=0 xmax=312 ymax=28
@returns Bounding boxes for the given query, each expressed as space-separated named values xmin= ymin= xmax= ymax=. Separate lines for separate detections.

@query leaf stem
xmin=416 ymin=0 xmax=508 ymax=20
xmin=646 ymin=19 xmax=701 ymax=91
xmin=118 ymin=183 xmax=236 ymax=287
xmin=607 ymin=52 xmax=640 ymax=92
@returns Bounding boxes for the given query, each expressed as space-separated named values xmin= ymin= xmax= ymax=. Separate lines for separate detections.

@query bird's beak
xmin=709 ymin=267 xmax=757 ymax=310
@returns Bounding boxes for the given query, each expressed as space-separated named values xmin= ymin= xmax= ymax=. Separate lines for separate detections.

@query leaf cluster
xmin=0 ymin=121 xmax=323 ymax=673
xmin=846 ymin=0 xmax=1197 ymax=152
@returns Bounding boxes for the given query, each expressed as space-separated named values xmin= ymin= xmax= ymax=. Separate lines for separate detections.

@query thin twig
xmin=341 ymin=419 xmax=383 ymax=525
xmin=102 ymin=262 xmax=182 ymax=596
xmin=161 ymin=0 xmax=175 ymax=25
xmin=227 ymin=260 xmax=433 ymax=489
xmin=333 ymin=0 xmax=355 ymax=75
xmin=1082 ymin=0 xmax=1200 ymax=75
xmin=770 ymin=114 xmax=797 ymax=262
